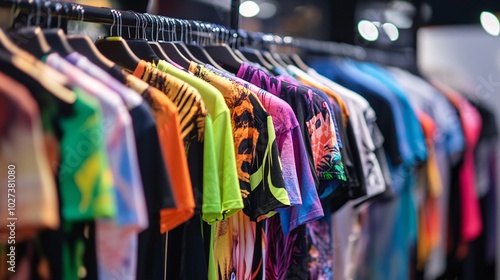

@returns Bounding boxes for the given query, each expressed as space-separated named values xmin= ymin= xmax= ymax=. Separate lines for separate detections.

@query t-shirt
xmin=308 ymin=70 xmax=388 ymax=202
xmin=237 ymin=62 xmax=336 ymax=279
xmin=45 ymin=88 xmax=115 ymax=280
xmin=189 ymin=62 xmax=290 ymax=280
xmin=202 ymin=64 xmax=303 ymax=207
xmin=46 ymin=53 xmax=148 ymax=280
xmin=156 ymin=60 xmax=242 ymax=222
xmin=436 ymin=84 xmax=483 ymax=242
xmin=278 ymin=69 xmax=352 ymax=201
xmin=354 ymin=63 xmax=427 ymax=164
xmin=237 ymin=62 xmax=346 ymax=191
xmin=129 ymin=101 xmax=178 ymax=280
xmin=134 ymin=60 xmax=207 ymax=216
xmin=125 ymin=70 xmax=195 ymax=232
xmin=0 ymin=72 xmax=59 ymax=240
xmin=310 ymin=59 xmax=409 ymax=167
xmin=198 ymin=64 xmax=320 ymax=280
xmin=415 ymin=111 xmax=442 ymax=269
xmin=189 ymin=62 xmax=290 ymax=220
xmin=124 ymin=71 xmax=210 ymax=280
xmin=387 ymin=68 xmax=465 ymax=279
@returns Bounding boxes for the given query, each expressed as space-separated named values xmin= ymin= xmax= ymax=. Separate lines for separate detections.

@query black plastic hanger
xmin=290 ymin=53 xmax=311 ymax=72
xmin=67 ymin=35 xmax=115 ymax=71
xmin=148 ymin=41 xmax=174 ymax=62
xmin=10 ymin=27 xmax=51 ymax=58
xmin=95 ymin=37 xmax=140 ymax=73
xmin=168 ymin=19 xmax=206 ymax=64
xmin=183 ymin=21 xmax=226 ymax=71
xmin=272 ymin=52 xmax=289 ymax=68
xmin=262 ymin=50 xmax=284 ymax=70
xmin=0 ymin=49 xmax=76 ymax=104
xmin=126 ymin=40 xmax=161 ymax=64
xmin=239 ymin=47 xmax=273 ymax=70
xmin=279 ymin=53 xmax=294 ymax=66
xmin=158 ymin=42 xmax=191 ymax=69
xmin=43 ymin=28 xmax=73 ymax=57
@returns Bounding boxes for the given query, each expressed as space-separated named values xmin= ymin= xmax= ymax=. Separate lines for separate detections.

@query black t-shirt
xmin=130 ymin=101 xmax=177 ymax=280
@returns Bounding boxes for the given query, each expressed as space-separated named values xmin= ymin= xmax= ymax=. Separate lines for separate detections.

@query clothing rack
xmin=0 ymin=0 xmax=414 ymax=70
xmin=1 ymin=0 xmax=238 ymax=39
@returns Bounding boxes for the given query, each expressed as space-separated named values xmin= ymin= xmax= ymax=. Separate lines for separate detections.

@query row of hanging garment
xmin=0 ymin=2 xmax=498 ymax=280
xmin=307 ymin=57 xmax=498 ymax=280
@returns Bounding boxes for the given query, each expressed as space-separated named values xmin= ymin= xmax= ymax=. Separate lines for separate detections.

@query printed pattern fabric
xmin=189 ymin=63 xmax=289 ymax=280
xmin=237 ymin=62 xmax=346 ymax=187
xmin=188 ymin=62 xmax=290 ymax=219
xmin=306 ymin=217 xmax=333 ymax=280
xmin=135 ymin=60 xmax=207 ymax=150
xmin=237 ymin=63 xmax=339 ymax=280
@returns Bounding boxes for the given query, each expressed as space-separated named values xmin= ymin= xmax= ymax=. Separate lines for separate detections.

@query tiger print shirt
xmin=134 ymin=60 xmax=207 ymax=148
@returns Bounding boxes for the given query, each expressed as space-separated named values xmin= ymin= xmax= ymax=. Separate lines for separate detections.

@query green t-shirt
xmin=57 ymin=88 xmax=116 ymax=221
xmin=157 ymin=60 xmax=243 ymax=222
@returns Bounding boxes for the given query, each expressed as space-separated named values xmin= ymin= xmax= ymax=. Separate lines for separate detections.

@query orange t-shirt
xmin=126 ymin=70 xmax=195 ymax=232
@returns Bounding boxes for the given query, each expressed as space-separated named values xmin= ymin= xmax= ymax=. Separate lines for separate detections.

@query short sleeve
xmin=212 ymin=111 xmax=244 ymax=219
xmin=201 ymin=114 xmax=223 ymax=223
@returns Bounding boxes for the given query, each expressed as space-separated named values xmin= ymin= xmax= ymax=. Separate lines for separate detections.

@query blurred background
xmin=50 ymin=0 xmax=500 ymax=279
xmin=127 ymin=0 xmax=500 ymax=278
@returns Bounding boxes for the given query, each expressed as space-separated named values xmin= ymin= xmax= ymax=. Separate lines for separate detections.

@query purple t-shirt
xmin=237 ymin=62 xmax=332 ymax=279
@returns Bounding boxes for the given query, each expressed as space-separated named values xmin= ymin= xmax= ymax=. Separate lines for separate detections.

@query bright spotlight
xmin=258 ymin=2 xmax=277 ymax=19
xmin=480 ymin=11 xmax=500 ymax=36
xmin=358 ymin=20 xmax=379 ymax=41
xmin=383 ymin=22 xmax=399 ymax=41
xmin=240 ymin=1 xmax=260 ymax=18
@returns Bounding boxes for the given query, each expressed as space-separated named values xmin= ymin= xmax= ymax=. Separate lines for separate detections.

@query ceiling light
xmin=480 ymin=11 xmax=500 ymax=36
xmin=383 ymin=22 xmax=399 ymax=41
xmin=358 ymin=20 xmax=379 ymax=41
xmin=257 ymin=2 xmax=277 ymax=19
xmin=240 ymin=1 xmax=260 ymax=18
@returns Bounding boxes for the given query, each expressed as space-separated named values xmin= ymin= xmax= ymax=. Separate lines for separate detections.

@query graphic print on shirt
xmin=189 ymin=63 xmax=290 ymax=280
xmin=237 ymin=64 xmax=346 ymax=184
xmin=138 ymin=62 xmax=207 ymax=149
xmin=190 ymin=63 xmax=290 ymax=219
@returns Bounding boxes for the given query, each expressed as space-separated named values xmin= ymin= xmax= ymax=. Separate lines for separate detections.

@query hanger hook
xmin=181 ymin=19 xmax=186 ymax=43
xmin=184 ymin=19 xmax=189 ymax=43
xmin=172 ymin=18 xmax=177 ymax=41
xmin=34 ymin=0 xmax=41 ymax=27
xmin=138 ymin=12 xmax=144 ymax=40
xmin=198 ymin=21 xmax=203 ymax=46
xmin=109 ymin=9 xmax=116 ymax=37
xmin=152 ymin=14 xmax=158 ymax=41
xmin=145 ymin=13 xmax=152 ymax=41
xmin=192 ymin=20 xmax=199 ymax=45
xmin=149 ymin=14 xmax=156 ymax=41
xmin=152 ymin=15 xmax=161 ymax=42
xmin=166 ymin=17 xmax=172 ymax=41
xmin=142 ymin=13 xmax=148 ymax=40
xmin=44 ymin=1 xmax=52 ymax=28
xmin=154 ymin=15 xmax=160 ymax=42
xmin=117 ymin=10 xmax=122 ymax=37
xmin=9 ymin=0 xmax=21 ymax=27
xmin=160 ymin=16 xmax=165 ymax=42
